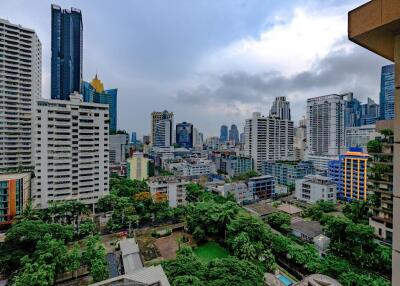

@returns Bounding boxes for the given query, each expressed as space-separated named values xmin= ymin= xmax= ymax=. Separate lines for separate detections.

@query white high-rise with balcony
xmin=32 ymin=93 xmax=109 ymax=208
xmin=0 ymin=19 xmax=41 ymax=171
xmin=307 ymin=94 xmax=346 ymax=156
xmin=244 ymin=112 xmax=293 ymax=172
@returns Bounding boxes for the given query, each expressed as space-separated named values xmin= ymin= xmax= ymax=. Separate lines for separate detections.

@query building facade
xmin=51 ymin=4 xmax=83 ymax=100
xmin=176 ymin=122 xmax=193 ymax=148
xmin=262 ymin=161 xmax=314 ymax=188
xmin=295 ymin=175 xmax=337 ymax=204
xmin=248 ymin=175 xmax=275 ymax=200
xmin=216 ymin=154 xmax=252 ymax=177
xmin=82 ymin=75 xmax=118 ymax=133
xmin=0 ymin=173 xmax=31 ymax=224
xmin=368 ymin=132 xmax=393 ymax=242
xmin=228 ymin=124 xmax=239 ymax=144
xmin=345 ymin=124 xmax=379 ymax=153
xmin=220 ymin=125 xmax=228 ymax=143
xmin=32 ymin=93 xmax=109 ymax=208
xmin=294 ymin=118 xmax=307 ymax=161
xmin=150 ymin=111 xmax=173 ymax=146
xmin=148 ymin=176 xmax=189 ymax=208
xmin=269 ymin=96 xmax=291 ymax=120
xmin=379 ymin=64 xmax=395 ymax=120
xmin=127 ymin=153 xmax=149 ymax=181
xmin=307 ymin=94 xmax=346 ymax=156
xmin=244 ymin=112 xmax=294 ymax=172
xmin=0 ymin=19 xmax=41 ymax=172
xmin=328 ymin=148 xmax=368 ymax=201
xmin=109 ymin=134 xmax=129 ymax=165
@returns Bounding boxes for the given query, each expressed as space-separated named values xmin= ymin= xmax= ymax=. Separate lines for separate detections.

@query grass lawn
xmin=194 ymin=241 xmax=229 ymax=262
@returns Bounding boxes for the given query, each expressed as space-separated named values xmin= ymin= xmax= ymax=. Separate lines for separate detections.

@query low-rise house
xmin=296 ymin=274 xmax=342 ymax=286
xmin=295 ymin=175 xmax=337 ymax=204
xmin=91 ymin=264 xmax=170 ymax=286
xmin=119 ymin=238 xmax=143 ymax=274
xmin=290 ymin=220 xmax=323 ymax=242
xmin=207 ymin=182 xmax=253 ymax=205
xmin=244 ymin=201 xmax=278 ymax=220
xmin=277 ymin=204 xmax=303 ymax=216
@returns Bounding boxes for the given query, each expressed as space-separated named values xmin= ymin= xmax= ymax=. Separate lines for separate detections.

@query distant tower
xmin=379 ymin=64 xmax=395 ymax=120
xmin=131 ymin=132 xmax=137 ymax=144
xmin=229 ymin=124 xmax=240 ymax=144
xmin=269 ymin=96 xmax=291 ymax=120
xmin=51 ymin=4 xmax=83 ymax=100
xmin=82 ymin=74 xmax=118 ymax=133
xmin=220 ymin=125 xmax=228 ymax=143
xmin=150 ymin=111 xmax=174 ymax=146
xmin=176 ymin=122 xmax=194 ymax=148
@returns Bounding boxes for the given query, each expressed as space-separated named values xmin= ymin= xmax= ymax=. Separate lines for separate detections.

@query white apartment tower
xmin=0 ymin=19 xmax=41 ymax=171
xmin=269 ymin=96 xmax=291 ymax=120
xmin=33 ymin=93 xmax=109 ymax=208
xmin=244 ymin=112 xmax=294 ymax=172
xmin=150 ymin=110 xmax=173 ymax=146
xmin=307 ymin=94 xmax=345 ymax=156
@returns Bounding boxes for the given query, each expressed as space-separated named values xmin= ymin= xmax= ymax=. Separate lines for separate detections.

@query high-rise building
xmin=361 ymin=98 xmax=380 ymax=125
xmin=368 ymin=123 xmax=393 ymax=243
xmin=294 ymin=118 xmax=307 ymax=161
xmin=379 ymin=64 xmax=395 ymax=120
xmin=131 ymin=132 xmax=137 ymax=144
xmin=269 ymin=96 xmax=291 ymax=120
xmin=328 ymin=147 xmax=368 ymax=202
xmin=0 ymin=173 xmax=31 ymax=224
xmin=150 ymin=111 xmax=173 ymax=146
xmin=154 ymin=111 xmax=173 ymax=147
xmin=109 ymin=134 xmax=129 ymax=165
xmin=343 ymin=93 xmax=380 ymax=127
xmin=343 ymin=93 xmax=361 ymax=127
xmin=32 ymin=93 xmax=109 ymax=208
xmin=228 ymin=124 xmax=239 ymax=144
xmin=307 ymin=94 xmax=346 ymax=156
xmin=176 ymin=122 xmax=193 ymax=148
xmin=244 ymin=112 xmax=293 ymax=172
xmin=51 ymin=4 xmax=83 ymax=100
xmin=127 ymin=153 xmax=149 ymax=181
xmin=240 ymin=132 xmax=245 ymax=144
xmin=0 ymin=19 xmax=42 ymax=172
xmin=82 ymin=75 xmax=117 ymax=133
xmin=220 ymin=125 xmax=228 ymax=143
xmin=345 ymin=124 xmax=379 ymax=152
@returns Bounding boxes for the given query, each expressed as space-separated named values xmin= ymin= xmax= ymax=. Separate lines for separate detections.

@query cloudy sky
xmin=0 ymin=0 xmax=391 ymax=138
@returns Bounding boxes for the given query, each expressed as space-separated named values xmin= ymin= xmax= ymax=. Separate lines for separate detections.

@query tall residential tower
xmin=0 ymin=19 xmax=41 ymax=171
xmin=51 ymin=4 xmax=83 ymax=100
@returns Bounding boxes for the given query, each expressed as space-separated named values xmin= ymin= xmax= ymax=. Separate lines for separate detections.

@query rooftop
xmin=277 ymin=203 xmax=303 ymax=215
xmin=290 ymin=220 xmax=323 ymax=238
xmin=244 ymin=201 xmax=278 ymax=218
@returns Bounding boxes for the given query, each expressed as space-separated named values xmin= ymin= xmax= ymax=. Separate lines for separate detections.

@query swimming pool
xmin=277 ymin=274 xmax=294 ymax=286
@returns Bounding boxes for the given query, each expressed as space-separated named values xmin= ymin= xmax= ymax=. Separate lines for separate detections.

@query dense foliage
xmin=162 ymin=246 xmax=264 ymax=286
xmin=265 ymin=212 xmax=291 ymax=231
xmin=97 ymin=175 xmax=185 ymax=231
xmin=0 ymin=219 xmax=108 ymax=285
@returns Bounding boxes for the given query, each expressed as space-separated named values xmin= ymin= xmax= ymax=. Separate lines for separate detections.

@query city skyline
xmin=0 ymin=0 xmax=390 ymax=137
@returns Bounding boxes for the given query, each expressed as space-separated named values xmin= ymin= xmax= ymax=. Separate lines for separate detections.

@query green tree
xmin=265 ymin=212 xmax=291 ymax=231
xmin=173 ymin=275 xmax=202 ymax=286
xmin=206 ymin=257 xmax=264 ymax=286
xmin=83 ymin=235 xmax=109 ymax=282
xmin=185 ymin=183 xmax=204 ymax=203
xmin=367 ymin=139 xmax=382 ymax=153
xmin=258 ymin=249 xmax=276 ymax=273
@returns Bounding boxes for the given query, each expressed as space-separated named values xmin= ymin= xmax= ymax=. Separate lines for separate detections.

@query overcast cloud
xmin=0 ymin=0 xmax=390 ymax=137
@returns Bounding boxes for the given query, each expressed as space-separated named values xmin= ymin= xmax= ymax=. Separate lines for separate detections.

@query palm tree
xmin=216 ymin=202 xmax=239 ymax=241
xmin=13 ymin=199 xmax=40 ymax=223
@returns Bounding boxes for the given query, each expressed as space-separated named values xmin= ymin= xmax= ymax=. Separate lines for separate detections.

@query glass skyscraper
xmin=380 ymin=64 xmax=395 ymax=120
xmin=229 ymin=124 xmax=240 ymax=144
xmin=220 ymin=125 xmax=228 ymax=143
xmin=51 ymin=4 xmax=83 ymax=100
xmin=176 ymin=122 xmax=194 ymax=148
xmin=82 ymin=75 xmax=117 ymax=133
